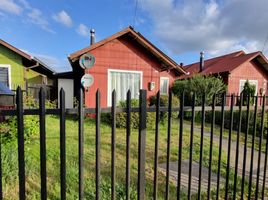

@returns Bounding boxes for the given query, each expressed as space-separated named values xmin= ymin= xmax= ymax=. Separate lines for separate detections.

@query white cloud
xmin=140 ymin=0 xmax=268 ymax=58
xmin=53 ymin=10 xmax=73 ymax=27
xmin=0 ymin=0 xmax=54 ymax=33
xmin=0 ymin=0 xmax=22 ymax=15
xmin=76 ymin=23 xmax=91 ymax=37
xmin=27 ymin=8 xmax=55 ymax=33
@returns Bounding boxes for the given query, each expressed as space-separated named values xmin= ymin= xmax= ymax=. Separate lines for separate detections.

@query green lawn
xmin=1 ymin=115 xmax=254 ymax=199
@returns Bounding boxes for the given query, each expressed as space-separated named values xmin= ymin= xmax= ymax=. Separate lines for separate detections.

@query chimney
xmin=90 ymin=29 xmax=95 ymax=45
xmin=200 ymin=51 xmax=205 ymax=72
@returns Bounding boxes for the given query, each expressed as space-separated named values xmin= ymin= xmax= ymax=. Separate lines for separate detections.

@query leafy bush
xmin=193 ymin=110 xmax=267 ymax=138
xmin=0 ymin=95 xmax=56 ymax=144
xmin=149 ymin=94 xmax=179 ymax=122
xmin=173 ymin=75 xmax=227 ymax=106
xmin=0 ymin=116 xmax=39 ymax=144
xmin=102 ymin=98 xmax=157 ymax=129
xmin=115 ymin=99 xmax=156 ymax=129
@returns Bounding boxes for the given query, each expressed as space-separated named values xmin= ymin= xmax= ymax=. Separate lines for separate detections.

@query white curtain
xmin=160 ymin=78 xmax=169 ymax=94
xmin=110 ymin=71 xmax=141 ymax=104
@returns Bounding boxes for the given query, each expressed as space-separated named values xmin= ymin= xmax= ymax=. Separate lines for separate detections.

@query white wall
xmin=58 ymin=79 xmax=74 ymax=108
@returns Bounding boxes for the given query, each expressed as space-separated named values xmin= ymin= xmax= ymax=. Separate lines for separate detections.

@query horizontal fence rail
xmin=0 ymin=87 xmax=268 ymax=199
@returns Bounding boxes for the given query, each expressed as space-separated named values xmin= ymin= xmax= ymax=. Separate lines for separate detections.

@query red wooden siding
xmin=228 ymin=60 xmax=268 ymax=95
xmin=84 ymin=36 xmax=175 ymax=108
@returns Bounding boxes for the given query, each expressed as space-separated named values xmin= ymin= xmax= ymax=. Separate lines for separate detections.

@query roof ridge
xmin=0 ymin=39 xmax=32 ymax=60
xmin=184 ymin=50 xmax=245 ymax=69
xmin=69 ymin=27 xmax=187 ymax=74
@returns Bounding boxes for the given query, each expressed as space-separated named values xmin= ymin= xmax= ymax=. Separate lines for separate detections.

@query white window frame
xmin=239 ymin=79 xmax=258 ymax=95
xmin=160 ymin=77 xmax=169 ymax=94
xmin=0 ymin=64 xmax=11 ymax=89
xmin=107 ymin=69 xmax=143 ymax=106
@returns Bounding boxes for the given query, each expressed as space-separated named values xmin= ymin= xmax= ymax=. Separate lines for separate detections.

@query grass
xmin=1 ymin=115 xmax=261 ymax=199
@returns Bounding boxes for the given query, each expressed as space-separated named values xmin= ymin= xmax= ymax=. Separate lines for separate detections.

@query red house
xmin=180 ymin=51 xmax=268 ymax=96
xmin=69 ymin=27 xmax=187 ymax=107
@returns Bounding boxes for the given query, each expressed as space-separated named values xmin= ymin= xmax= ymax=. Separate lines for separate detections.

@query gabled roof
xmin=69 ymin=26 xmax=187 ymax=75
xmin=179 ymin=50 xmax=268 ymax=79
xmin=0 ymin=39 xmax=32 ymax=60
xmin=0 ymin=39 xmax=55 ymax=74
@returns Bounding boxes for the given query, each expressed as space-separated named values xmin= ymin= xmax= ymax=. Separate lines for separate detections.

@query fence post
xmin=16 ymin=86 xmax=25 ymax=200
xmin=39 ymin=87 xmax=47 ymax=200
xmin=60 ymin=88 xmax=66 ymax=200
xmin=96 ymin=90 xmax=101 ymax=200
xmin=111 ymin=90 xmax=116 ymax=200
xmin=126 ymin=90 xmax=131 ymax=200
xmin=78 ymin=88 xmax=84 ymax=200
xmin=165 ymin=91 xmax=172 ymax=200
xmin=138 ymin=90 xmax=147 ymax=200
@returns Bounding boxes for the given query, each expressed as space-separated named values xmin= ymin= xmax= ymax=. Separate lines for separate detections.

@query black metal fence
xmin=0 ymin=87 xmax=268 ymax=199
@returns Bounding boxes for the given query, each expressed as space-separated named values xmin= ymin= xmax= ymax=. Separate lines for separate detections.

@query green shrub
xmin=0 ymin=116 xmax=39 ymax=144
xmin=0 ymin=95 xmax=56 ymax=144
xmin=173 ymin=75 xmax=227 ymax=106
xmin=115 ymin=99 xmax=156 ymax=129
xmin=149 ymin=94 xmax=179 ymax=122
xmin=193 ymin=110 xmax=267 ymax=138
xmin=102 ymin=94 xmax=179 ymax=129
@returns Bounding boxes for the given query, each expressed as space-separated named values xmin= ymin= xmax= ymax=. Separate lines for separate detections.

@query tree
xmin=242 ymin=80 xmax=256 ymax=105
xmin=173 ymin=75 xmax=227 ymax=105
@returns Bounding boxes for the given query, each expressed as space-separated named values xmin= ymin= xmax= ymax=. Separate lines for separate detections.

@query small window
xmin=0 ymin=65 xmax=10 ymax=88
xmin=160 ymin=77 xmax=169 ymax=94
xmin=239 ymin=80 xmax=258 ymax=95
xmin=108 ymin=69 xmax=142 ymax=106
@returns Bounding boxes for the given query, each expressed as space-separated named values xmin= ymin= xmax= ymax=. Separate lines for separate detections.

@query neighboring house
xmin=180 ymin=51 xmax=268 ymax=96
xmin=55 ymin=71 xmax=74 ymax=108
xmin=69 ymin=26 xmax=187 ymax=107
xmin=0 ymin=39 xmax=57 ymax=100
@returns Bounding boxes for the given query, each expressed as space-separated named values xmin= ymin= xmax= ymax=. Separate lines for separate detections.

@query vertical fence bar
xmin=60 ymin=89 xmax=66 ymax=200
xmin=216 ymin=93 xmax=225 ymax=200
xmin=96 ymin=90 xmax=101 ymax=200
xmin=197 ymin=94 xmax=205 ymax=200
xmin=262 ymin=97 xmax=268 ymax=200
xmin=241 ymin=95 xmax=250 ymax=199
xmin=39 ymin=88 xmax=47 ymax=200
xmin=111 ymin=90 xmax=116 ymax=200
xmin=138 ymin=90 xmax=147 ymax=200
xmin=78 ymin=88 xmax=84 ymax=200
xmin=177 ymin=91 xmax=184 ymax=200
xmin=256 ymin=95 xmax=265 ymax=200
xmin=16 ymin=87 xmax=25 ymax=200
xmin=188 ymin=93 xmax=195 ymax=200
xmin=126 ymin=90 xmax=131 ymax=200
xmin=153 ymin=91 xmax=160 ymax=200
xmin=233 ymin=94 xmax=242 ymax=200
xmin=165 ymin=91 xmax=172 ymax=200
xmin=207 ymin=94 xmax=216 ymax=200
xmin=0 ymin=111 xmax=2 ymax=200
xmin=248 ymin=96 xmax=258 ymax=200
xmin=225 ymin=94 xmax=234 ymax=200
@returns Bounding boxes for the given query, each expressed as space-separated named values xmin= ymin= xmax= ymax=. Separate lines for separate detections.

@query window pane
xmin=110 ymin=71 xmax=141 ymax=104
xmin=160 ymin=78 xmax=169 ymax=94
xmin=0 ymin=67 xmax=8 ymax=87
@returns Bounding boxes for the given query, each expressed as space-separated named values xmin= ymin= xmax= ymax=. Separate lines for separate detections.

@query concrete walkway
xmin=159 ymin=124 xmax=268 ymax=194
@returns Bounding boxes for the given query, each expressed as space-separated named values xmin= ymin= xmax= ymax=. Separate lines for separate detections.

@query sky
xmin=0 ymin=0 xmax=268 ymax=72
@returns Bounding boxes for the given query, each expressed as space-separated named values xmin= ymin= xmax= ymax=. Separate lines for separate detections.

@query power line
xmin=261 ymin=31 xmax=268 ymax=53
xmin=132 ymin=0 xmax=139 ymax=27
